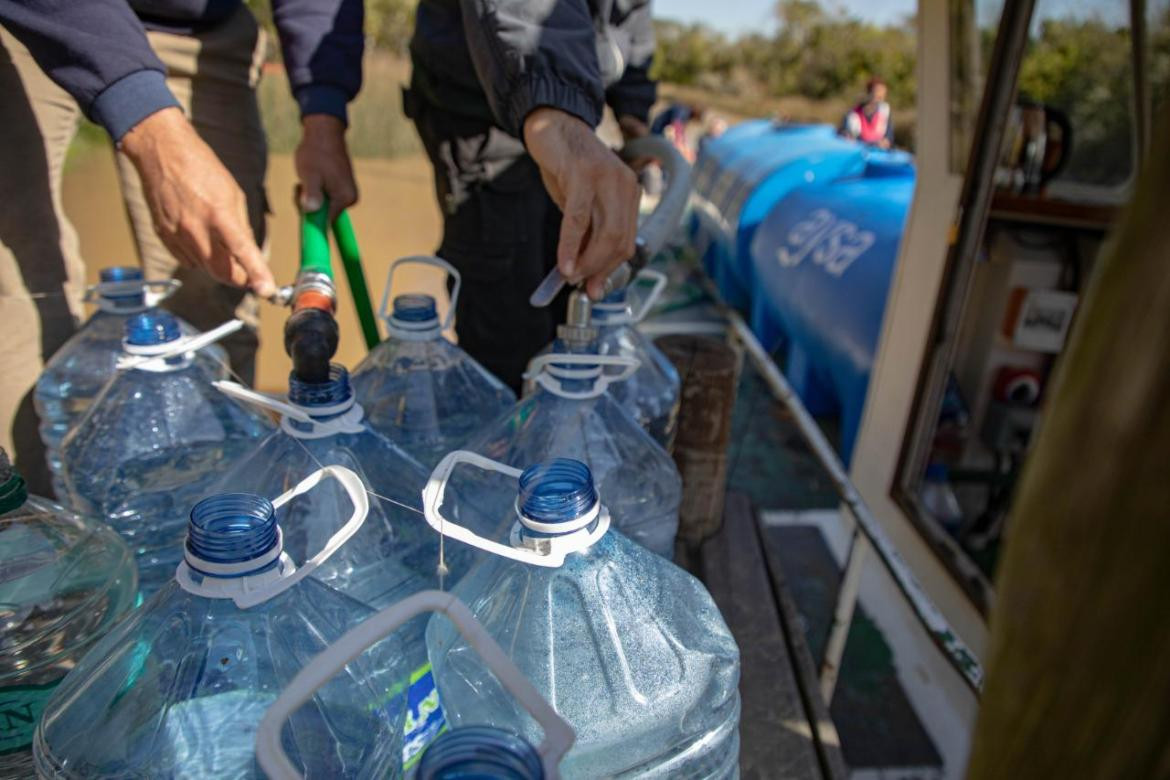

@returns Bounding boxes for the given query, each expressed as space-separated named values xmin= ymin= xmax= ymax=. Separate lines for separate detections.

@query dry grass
xmin=259 ymin=53 xmax=421 ymax=159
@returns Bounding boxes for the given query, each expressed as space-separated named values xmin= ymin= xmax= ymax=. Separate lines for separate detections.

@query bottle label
xmin=401 ymin=663 xmax=447 ymax=770
xmin=0 ymin=680 xmax=59 ymax=755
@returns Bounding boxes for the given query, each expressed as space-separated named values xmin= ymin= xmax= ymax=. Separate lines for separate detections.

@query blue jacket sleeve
xmin=0 ymin=0 xmax=179 ymax=141
xmin=458 ymin=0 xmax=604 ymax=138
xmin=272 ymin=0 xmax=364 ymax=125
xmin=605 ymin=0 xmax=656 ymax=123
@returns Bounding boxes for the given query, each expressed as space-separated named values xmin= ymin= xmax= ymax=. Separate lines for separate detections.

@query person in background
xmin=841 ymin=77 xmax=893 ymax=149
xmin=0 ymin=0 xmax=362 ymax=492
xmin=651 ymin=101 xmax=705 ymax=161
xmin=407 ymin=0 xmax=655 ymax=393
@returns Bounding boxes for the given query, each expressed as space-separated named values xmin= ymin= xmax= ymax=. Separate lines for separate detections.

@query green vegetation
xmin=653 ymin=0 xmax=1160 ymax=178
xmin=1017 ymin=19 xmax=1136 ymax=186
xmin=652 ymin=1 xmax=917 ymax=145
xmin=651 ymin=1 xmax=916 ymax=107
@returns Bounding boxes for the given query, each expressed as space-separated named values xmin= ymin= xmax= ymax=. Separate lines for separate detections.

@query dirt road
xmin=63 ymin=151 xmax=446 ymax=393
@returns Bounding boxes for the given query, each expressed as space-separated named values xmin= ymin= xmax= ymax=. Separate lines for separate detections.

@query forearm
xmin=0 ymin=0 xmax=178 ymax=141
xmin=272 ymin=0 xmax=364 ymax=124
xmin=607 ymin=63 xmax=656 ymax=125
xmin=605 ymin=0 xmax=656 ymax=124
xmin=459 ymin=0 xmax=604 ymax=137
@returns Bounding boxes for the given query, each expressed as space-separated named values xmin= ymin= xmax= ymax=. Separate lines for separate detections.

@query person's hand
xmin=120 ymin=107 xmax=274 ymax=298
xmin=295 ymin=114 xmax=358 ymax=221
xmin=524 ymin=107 xmax=640 ymax=300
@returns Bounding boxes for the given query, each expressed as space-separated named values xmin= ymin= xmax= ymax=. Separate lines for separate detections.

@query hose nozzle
xmin=283 ymin=271 xmax=339 ymax=383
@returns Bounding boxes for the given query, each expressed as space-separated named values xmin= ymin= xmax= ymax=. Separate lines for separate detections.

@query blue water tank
xmin=748 ymin=152 xmax=916 ymax=463
xmin=689 ymin=121 xmax=863 ymax=309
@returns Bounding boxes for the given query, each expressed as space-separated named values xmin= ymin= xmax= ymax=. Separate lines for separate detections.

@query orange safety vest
xmin=848 ymin=102 xmax=890 ymax=145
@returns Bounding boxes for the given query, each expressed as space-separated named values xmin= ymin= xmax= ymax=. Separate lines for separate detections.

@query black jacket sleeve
xmin=458 ymin=0 xmax=605 ymax=137
xmin=0 ymin=0 xmax=178 ymax=141
xmin=605 ymin=0 xmax=656 ymax=123
xmin=272 ymin=0 xmax=364 ymax=124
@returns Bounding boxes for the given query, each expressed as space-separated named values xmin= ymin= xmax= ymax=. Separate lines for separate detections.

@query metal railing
xmin=725 ymin=310 xmax=984 ymax=699
xmin=662 ymin=268 xmax=985 ymax=699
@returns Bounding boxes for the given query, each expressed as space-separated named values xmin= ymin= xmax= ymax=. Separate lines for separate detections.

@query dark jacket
xmin=409 ymin=0 xmax=656 ymax=139
xmin=0 ymin=0 xmax=362 ymax=141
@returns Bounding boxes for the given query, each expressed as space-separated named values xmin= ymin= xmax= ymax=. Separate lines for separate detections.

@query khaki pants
xmin=0 ymin=8 xmax=269 ymax=492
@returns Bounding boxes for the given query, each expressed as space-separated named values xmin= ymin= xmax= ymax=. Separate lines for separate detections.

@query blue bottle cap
xmin=416 ymin=726 xmax=544 ymax=780
xmin=186 ymin=493 xmax=279 ymax=577
xmin=125 ymin=310 xmax=181 ymax=345
xmin=99 ymin=266 xmax=147 ymax=306
xmin=288 ymin=363 xmax=353 ymax=407
xmin=99 ymin=266 xmax=144 ymax=283
xmin=392 ymin=294 xmax=439 ymax=323
xmin=518 ymin=458 xmax=597 ymax=526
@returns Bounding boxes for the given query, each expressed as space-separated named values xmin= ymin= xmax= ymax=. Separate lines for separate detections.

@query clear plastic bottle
xmin=33 ymin=267 xmax=202 ymax=499
xmin=425 ymin=457 xmax=741 ymax=779
xmin=352 ymin=257 xmax=514 ymax=469
xmin=32 ymin=476 xmax=407 ymax=779
xmin=212 ymin=363 xmax=494 ymax=768
xmin=465 ymin=342 xmax=681 ymax=558
xmin=59 ymin=311 xmax=271 ymax=595
xmin=0 ymin=448 xmax=137 ymax=778
xmin=255 ymin=587 xmax=576 ymax=779
xmin=213 ymin=363 xmax=482 ymax=609
xmin=590 ymin=272 xmax=681 ymax=450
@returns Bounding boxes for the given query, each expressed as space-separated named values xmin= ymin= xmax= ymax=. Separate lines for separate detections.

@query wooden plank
xmin=757 ymin=522 xmax=851 ymax=780
xmin=701 ymin=492 xmax=824 ymax=779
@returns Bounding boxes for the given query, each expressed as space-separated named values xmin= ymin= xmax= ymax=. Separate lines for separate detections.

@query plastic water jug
xmin=33 ymin=268 xmax=197 ymax=498
xmin=213 ymin=363 xmax=478 ymax=609
xmin=423 ymin=454 xmax=741 ymax=778
xmin=59 ymin=312 xmax=271 ymax=594
xmin=352 ymin=257 xmax=515 ymax=468
xmin=33 ymin=468 xmax=407 ymax=779
xmin=0 ymin=449 xmax=137 ymax=776
xmin=584 ymin=269 xmax=681 ymax=450
xmin=214 ymin=363 xmax=495 ymax=767
xmin=255 ymin=589 xmax=575 ymax=780
xmin=465 ymin=341 xmax=680 ymax=558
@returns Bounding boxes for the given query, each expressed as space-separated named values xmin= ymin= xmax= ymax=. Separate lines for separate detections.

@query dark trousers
xmin=407 ymin=92 xmax=568 ymax=393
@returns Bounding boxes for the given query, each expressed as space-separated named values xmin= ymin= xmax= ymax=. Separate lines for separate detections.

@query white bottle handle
xmin=177 ymin=465 xmax=370 ymax=609
xmin=235 ymin=466 xmax=369 ymax=608
xmin=593 ymin=268 xmax=668 ymax=326
xmin=255 ymin=589 xmax=574 ymax=780
xmin=212 ymin=380 xmax=366 ymax=439
xmin=213 ymin=380 xmax=315 ymax=423
xmin=117 ymin=318 xmax=244 ymax=371
xmin=379 ymin=255 xmax=461 ymax=331
xmin=261 ymin=465 xmax=369 ymax=600
xmin=523 ymin=353 xmax=640 ymax=400
xmin=422 ymin=450 xmax=608 ymax=567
